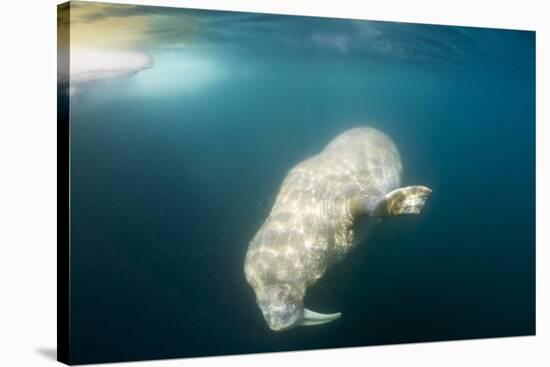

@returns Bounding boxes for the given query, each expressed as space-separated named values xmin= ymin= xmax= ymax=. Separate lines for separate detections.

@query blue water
xmin=68 ymin=8 xmax=535 ymax=364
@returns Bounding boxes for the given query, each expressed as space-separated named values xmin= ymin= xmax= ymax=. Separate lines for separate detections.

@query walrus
xmin=244 ymin=127 xmax=432 ymax=331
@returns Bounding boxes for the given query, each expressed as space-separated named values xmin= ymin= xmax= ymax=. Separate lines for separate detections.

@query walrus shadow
xmin=36 ymin=348 xmax=57 ymax=361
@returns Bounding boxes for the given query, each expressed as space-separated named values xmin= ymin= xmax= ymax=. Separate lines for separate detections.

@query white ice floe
xmin=58 ymin=48 xmax=153 ymax=95
xmin=70 ymin=48 xmax=153 ymax=82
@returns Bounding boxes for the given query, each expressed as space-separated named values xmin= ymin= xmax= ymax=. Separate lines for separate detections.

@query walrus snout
xmin=255 ymin=284 xmax=304 ymax=331
xmin=255 ymin=284 xmax=342 ymax=330
xmin=261 ymin=306 xmax=302 ymax=331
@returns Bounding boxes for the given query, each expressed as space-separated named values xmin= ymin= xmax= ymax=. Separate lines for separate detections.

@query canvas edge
xmin=57 ymin=1 xmax=71 ymax=365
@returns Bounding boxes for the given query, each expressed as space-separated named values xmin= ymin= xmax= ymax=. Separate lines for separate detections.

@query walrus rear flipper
xmin=372 ymin=186 xmax=432 ymax=216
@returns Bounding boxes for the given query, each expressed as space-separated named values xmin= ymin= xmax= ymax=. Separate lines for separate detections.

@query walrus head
xmin=254 ymin=283 xmax=341 ymax=331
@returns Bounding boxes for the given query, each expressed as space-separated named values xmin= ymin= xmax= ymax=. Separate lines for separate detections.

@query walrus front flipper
xmin=373 ymin=186 xmax=432 ymax=216
xmin=299 ymin=309 xmax=341 ymax=326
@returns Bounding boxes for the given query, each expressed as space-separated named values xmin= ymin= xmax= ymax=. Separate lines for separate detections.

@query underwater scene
xmin=60 ymin=1 xmax=535 ymax=364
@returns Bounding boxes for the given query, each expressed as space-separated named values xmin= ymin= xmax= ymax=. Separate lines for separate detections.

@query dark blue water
xmin=68 ymin=7 xmax=535 ymax=365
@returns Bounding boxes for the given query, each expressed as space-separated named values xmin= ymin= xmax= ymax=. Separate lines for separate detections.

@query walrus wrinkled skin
xmin=244 ymin=127 xmax=432 ymax=331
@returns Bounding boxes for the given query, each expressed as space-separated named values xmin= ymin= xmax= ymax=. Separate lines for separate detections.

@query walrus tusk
xmin=299 ymin=309 xmax=342 ymax=326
